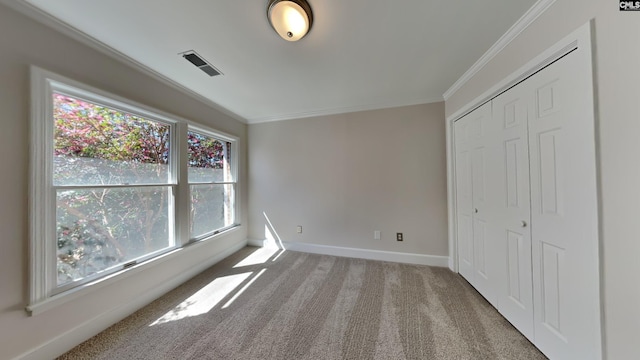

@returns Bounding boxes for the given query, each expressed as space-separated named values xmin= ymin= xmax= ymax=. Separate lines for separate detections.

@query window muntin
xmin=187 ymin=130 xmax=236 ymax=239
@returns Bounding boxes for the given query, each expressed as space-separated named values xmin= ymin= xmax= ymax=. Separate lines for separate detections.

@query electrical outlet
xmin=296 ymin=226 xmax=303 ymax=234
xmin=374 ymin=230 xmax=381 ymax=240
xmin=396 ymin=233 xmax=403 ymax=241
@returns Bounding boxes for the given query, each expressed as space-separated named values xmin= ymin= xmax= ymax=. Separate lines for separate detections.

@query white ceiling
xmin=19 ymin=0 xmax=536 ymax=123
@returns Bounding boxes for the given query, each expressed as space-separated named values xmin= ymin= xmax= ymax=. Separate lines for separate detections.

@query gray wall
xmin=248 ymin=103 xmax=448 ymax=257
xmin=445 ymin=1 xmax=640 ymax=358
xmin=0 ymin=4 xmax=248 ymax=359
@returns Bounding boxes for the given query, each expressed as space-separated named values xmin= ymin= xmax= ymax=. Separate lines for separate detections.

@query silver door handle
xmin=521 ymin=221 xmax=527 ymax=227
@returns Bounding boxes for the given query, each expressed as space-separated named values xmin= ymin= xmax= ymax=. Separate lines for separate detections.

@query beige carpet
xmin=59 ymin=247 xmax=547 ymax=359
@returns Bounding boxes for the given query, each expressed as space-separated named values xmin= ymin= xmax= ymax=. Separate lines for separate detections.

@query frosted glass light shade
xmin=267 ymin=0 xmax=313 ymax=41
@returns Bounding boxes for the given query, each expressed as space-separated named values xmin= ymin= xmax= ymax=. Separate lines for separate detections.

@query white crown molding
xmin=442 ymin=0 xmax=557 ymax=101
xmin=247 ymin=95 xmax=444 ymax=124
xmin=1 ymin=0 xmax=248 ymax=124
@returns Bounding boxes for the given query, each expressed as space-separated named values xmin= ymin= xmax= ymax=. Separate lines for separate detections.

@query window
xmin=29 ymin=67 xmax=239 ymax=312
xmin=188 ymin=130 xmax=236 ymax=239
xmin=54 ymin=93 xmax=175 ymax=290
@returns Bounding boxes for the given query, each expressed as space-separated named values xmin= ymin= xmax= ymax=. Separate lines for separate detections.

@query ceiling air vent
xmin=180 ymin=50 xmax=222 ymax=77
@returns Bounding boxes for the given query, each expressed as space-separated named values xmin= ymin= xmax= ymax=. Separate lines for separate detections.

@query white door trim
xmin=446 ymin=21 xmax=594 ymax=273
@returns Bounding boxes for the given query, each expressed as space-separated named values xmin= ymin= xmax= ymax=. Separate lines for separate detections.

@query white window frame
xmin=187 ymin=125 xmax=239 ymax=241
xmin=28 ymin=66 xmax=240 ymax=314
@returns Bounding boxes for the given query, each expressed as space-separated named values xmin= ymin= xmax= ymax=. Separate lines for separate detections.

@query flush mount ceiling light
xmin=267 ymin=0 xmax=313 ymax=41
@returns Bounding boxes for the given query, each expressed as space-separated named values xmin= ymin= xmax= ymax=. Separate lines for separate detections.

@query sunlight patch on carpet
xmin=223 ymin=268 xmax=267 ymax=309
xmin=149 ymin=272 xmax=253 ymax=326
xmin=234 ymin=246 xmax=279 ymax=268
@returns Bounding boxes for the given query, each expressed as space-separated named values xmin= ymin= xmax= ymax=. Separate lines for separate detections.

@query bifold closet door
xmin=492 ymin=79 xmax=535 ymax=340
xmin=526 ymin=49 xmax=600 ymax=360
xmin=453 ymin=26 xmax=600 ymax=359
xmin=454 ymin=115 xmax=474 ymax=282
xmin=454 ymin=102 xmax=498 ymax=306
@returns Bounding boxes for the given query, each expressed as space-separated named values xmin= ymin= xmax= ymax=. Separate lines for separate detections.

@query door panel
xmin=472 ymin=147 xmax=485 ymax=204
xmin=472 ymin=146 xmax=488 ymax=281
xmin=504 ymin=139 xmax=520 ymax=208
xmin=454 ymin=120 xmax=474 ymax=281
xmin=541 ymin=242 xmax=566 ymax=340
xmin=457 ymin=213 xmax=473 ymax=275
xmin=492 ymin=81 xmax=534 ymax=340
xmin=454 ymin=102 xmax=498 ymax=306
xmin=536 ymin=79 xmax=561 ymax=118
xmin=506 ymin=230 xmax=526 ymax=305
xmin=537 ymin=129 xmax=564 ymax=216
xmin=470 ymin=103 xmax=498 ymax=305
xmin=474 ymin=218 xmax=487 ymax=278
xmin=528 ymin=50 xmax=601 ymax=360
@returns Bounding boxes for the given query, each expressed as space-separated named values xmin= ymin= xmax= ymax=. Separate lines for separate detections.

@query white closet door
xmin=469 ymin=103 xmax=497 ymax=305
xmin=492 ymin=80 xmax=534 ymax=340
xmin=455 ymin=102 xmax=497 ymax=305
xmin=527 ymin=51 xmax=601 ymax=359
xmin=454 ymin=114 xmax=474 ymax=281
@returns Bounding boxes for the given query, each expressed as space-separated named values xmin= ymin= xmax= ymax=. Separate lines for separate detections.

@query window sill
xmin=26 ymin=225 xmax=242 ymax=316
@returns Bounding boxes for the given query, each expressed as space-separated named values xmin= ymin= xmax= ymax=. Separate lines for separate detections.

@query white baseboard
xmin=16 ymin=238 xmax=247 ymax=360
xmin=279 ymin=241 xmax=449 ymax=267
